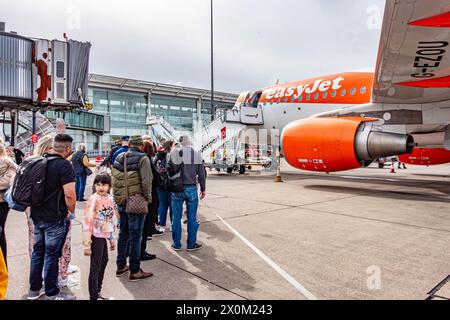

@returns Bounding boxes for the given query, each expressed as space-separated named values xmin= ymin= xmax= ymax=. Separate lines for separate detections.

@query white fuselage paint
xmin=238 ymin=102 xmax=355 ymax=145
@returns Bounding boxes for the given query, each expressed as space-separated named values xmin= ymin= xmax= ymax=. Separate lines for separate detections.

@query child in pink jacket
xmin=83 ymin=173 xmax=119 ymax=300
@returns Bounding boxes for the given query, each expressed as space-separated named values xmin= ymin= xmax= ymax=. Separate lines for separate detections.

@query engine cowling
xmin=281 ymin=117 xmax=415 ymax=172
xmin=398 ymin=148 xmax=450 ymax=165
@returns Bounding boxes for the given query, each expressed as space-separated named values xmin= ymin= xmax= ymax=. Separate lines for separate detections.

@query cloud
xmin=0 ymin=0 xmax=385 ymax=93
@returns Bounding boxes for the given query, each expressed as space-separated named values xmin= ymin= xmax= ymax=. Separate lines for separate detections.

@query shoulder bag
xmin=124 ymin=152 xmax=148 ymax=215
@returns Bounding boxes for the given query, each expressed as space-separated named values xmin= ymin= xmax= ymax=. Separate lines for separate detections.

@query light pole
xmin=210 ymin=0 xmax=215 ymax=121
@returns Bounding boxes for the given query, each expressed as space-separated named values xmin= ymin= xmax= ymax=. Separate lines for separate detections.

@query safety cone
xmin=389 ymin=162 xmax=396 ymax=173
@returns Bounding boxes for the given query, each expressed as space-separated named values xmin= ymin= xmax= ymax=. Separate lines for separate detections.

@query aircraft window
xmin=314 ymin=92 xmax=319 ymax=100
xmin=276 ymin=98 xmax=280 ymax=104
xmin=306 ymin=94 xmax=311 ymax=101
xmin=283 ymin=97 xmax=288 ymax=103
xmin=298 ymin=95 xmax=302 ymax=102
xmin=360 ymin=86 xmax=367 ymax=94
xmin=340 ymin=89 xmax=346 ymax=96
xmin=331 ymin=90 xmax=337 ymax=97
xmin=350 ymin=88 xmax=356 ymax=95
xmin=322 ymin=92 xmax=328 ymax=99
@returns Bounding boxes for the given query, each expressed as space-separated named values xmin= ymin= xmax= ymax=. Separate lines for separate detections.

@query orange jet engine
xmin=398 ymin=148 xmax=450 ymax=166
xmin=281 ymin=117 xmax=415 ymax=172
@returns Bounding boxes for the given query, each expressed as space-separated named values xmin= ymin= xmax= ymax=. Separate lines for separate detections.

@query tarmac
xmin=4 ymin=160 xmax=450 ymax=300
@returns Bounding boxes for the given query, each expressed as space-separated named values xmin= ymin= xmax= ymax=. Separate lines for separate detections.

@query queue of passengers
xmin=0 ymin=133 xmax=206 ymax=300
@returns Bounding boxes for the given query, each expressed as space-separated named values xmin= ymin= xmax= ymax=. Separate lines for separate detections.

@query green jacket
xmin=112 ymin=149 xmax=152 ymax=206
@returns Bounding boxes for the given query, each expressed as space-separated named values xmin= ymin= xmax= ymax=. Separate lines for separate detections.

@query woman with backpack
xmin=0 ymin=143 xmax=18 ymax=266
xmin=153 ymin=140 xmax=174 ymax=233
xmin=69 ymin=143 xmax=97 ymax=202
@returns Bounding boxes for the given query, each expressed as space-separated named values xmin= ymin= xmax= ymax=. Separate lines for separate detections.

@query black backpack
xmin=11 ymin=156 xmax=59 ymax=207
xmin=165 ymin=150 xmax=184 ymax=193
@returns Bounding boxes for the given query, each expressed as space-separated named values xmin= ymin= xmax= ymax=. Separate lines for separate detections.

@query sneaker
xmin=97 ymin=293 xmax=114 ymax=300
xmin=187 ymin=243 xmax=203 ymax=252
xmin=27 ymin=288 xmax=45 ymax=300
xmin=46 ymin=292 xmax=76 ymax=300
xmin=116 ymin=266 xmax=130 ymax=277
xmin=129 ymin=269 xmax=154 ymax=282
xmin=58 ymin=277 xmax=79 ymax=288
xmin=152 ymin=229 xmax=164 ymax=236
xmin=140 ymin=252 xmax=156 ymax=261
xmin=171 ymin=244 xmax=182 ymax=251
xmin=67 ymin=264 xmax=79 ymax=274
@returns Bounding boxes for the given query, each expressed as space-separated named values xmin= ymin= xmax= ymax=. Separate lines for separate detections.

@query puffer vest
xmin=111 ymin=149 xmax=147 ymax=205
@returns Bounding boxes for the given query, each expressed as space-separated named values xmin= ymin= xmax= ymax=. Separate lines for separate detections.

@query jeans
xmin=116 ymin=205 xmax=146 ymax=274
xmin=29 ymin=218 xmax=70 ymax=297
xmin=157 ymin=187 xmax=172 ymax=227
xmin=171 ymin=185 xmax=199 ymax=249
xmin=89 ymin=236 xmax=108 ymax=300
xmin=75 ymin=173 xmax=87 ymax=200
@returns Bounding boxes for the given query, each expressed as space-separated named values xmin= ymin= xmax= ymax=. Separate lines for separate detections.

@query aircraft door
xmin=240 ymin=91 xmax=264 ymax=125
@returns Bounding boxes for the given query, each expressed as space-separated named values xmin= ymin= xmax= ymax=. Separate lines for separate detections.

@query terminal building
xmin=0 ymin=24 xmax=238 ymax=155
xmin=44 ymin=74 xmax=239 ymax=155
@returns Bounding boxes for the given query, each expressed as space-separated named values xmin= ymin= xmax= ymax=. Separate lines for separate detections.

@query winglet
xmin=396 ymin=75 xmax=450 ymax=88
xmin=408 ymin=12 xmax=450 ymax=28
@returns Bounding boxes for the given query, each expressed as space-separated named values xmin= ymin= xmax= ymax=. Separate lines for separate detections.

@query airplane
xmin=231 ymin=0 xmax=450 ymax=172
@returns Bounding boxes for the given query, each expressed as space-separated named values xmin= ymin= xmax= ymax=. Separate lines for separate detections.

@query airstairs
xmin=192 ymin=109 xmax=247 ymax=162
xmin=2 ymin=111 xmax=56 ymax=156
xmin=147 ymin=115 xmax=180 ymax=143
xmin=147 ymin=105 xmax=277 ymax=174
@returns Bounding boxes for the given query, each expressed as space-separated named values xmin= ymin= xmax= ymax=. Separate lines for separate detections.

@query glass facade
xmin=150 ymin=95 xmax=198 ymax=132
xmin=45 ymin=110 xmax=104 ymax=131
xmin=41 ymin=86 xmax=237 ymax=154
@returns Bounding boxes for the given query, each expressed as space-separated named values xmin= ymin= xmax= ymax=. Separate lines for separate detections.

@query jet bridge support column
xmin=10 ymin=110 xmax=19 ymax=146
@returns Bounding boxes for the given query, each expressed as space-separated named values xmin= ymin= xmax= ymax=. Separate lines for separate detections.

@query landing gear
xmin=227 ymin=167 xmax=233 ymax=174
xmin=239 ymin=165 xmax=246 ymax=174
xmin=378 ymin=163 xmax=384 ymax=168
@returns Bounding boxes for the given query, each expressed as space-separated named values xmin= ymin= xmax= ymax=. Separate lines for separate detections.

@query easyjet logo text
xmin=263 ymin=76 xmax=344 ymax=100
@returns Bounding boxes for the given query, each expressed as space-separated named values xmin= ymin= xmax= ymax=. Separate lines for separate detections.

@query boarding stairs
xmin=2 ymin=111 xmax=56 ymax=156
xmin=147 ymin=115 xmax=180 ymax=144
xmin=192 ymin=109 xmax=247 ymax=163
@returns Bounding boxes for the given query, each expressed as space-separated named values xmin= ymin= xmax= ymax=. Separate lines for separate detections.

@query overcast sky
xmin=1 ymin=0 xmax=385 ymax=93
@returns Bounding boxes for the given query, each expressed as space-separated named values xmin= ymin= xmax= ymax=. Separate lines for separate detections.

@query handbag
xmin=85 ymin=167 xmax=93 ymax=176
xmin=124 ymin=152 xmax=148 ymax=215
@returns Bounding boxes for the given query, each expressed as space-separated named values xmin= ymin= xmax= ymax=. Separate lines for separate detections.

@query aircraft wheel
xmin=227 ymin=167 xmax=233 ymax=174
xmin=239 ymin=165 xmax=246 ymax=174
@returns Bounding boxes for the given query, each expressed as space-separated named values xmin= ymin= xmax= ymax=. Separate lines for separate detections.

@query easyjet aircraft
xmin=232 ymin=0 xmax=450 ymax=172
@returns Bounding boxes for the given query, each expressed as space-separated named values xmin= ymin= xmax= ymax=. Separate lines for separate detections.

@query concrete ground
xmin=4 ymin=160 xmax=450 ymax=300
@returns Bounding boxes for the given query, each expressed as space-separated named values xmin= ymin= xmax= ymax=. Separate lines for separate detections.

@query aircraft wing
xmin=373 ymin=0 xmax=450 ymax=104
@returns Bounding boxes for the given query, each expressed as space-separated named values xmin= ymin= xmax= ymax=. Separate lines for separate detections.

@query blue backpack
xmin=4 ymin=186 xmax=26 ymax=212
